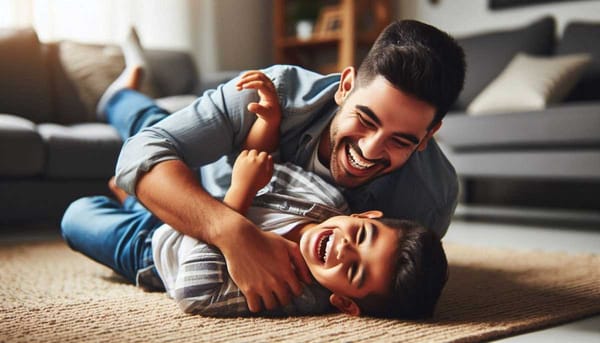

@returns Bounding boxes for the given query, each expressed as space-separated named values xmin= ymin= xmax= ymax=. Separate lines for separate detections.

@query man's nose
xmin=358 ymin=132 xmax=385 ymax=160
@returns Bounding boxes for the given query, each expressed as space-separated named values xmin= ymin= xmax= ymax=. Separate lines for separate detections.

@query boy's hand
xmin=236 ymin=70 xmax=281 ymax=125
xmin=230 ymin=149 xmax=274 ymax=197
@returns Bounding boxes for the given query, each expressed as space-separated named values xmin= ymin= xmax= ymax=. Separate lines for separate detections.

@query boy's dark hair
xmin=355 ymin=218 xmax=448 ymax=319
xmin=356 ymin=20 xmax=466 ymax=128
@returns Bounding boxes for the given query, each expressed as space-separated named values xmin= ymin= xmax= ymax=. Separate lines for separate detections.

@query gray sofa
xmin=435 ymin=17 xmax=600 ymax=212
xmin=0 ymin=28 xmax=222 ymax=225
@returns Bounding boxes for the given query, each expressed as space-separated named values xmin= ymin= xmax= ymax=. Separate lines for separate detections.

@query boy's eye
xmin=357 ymin=226 xmax=366 ymax=244
xmin=348 ymin=263 xmax=357 ymax=282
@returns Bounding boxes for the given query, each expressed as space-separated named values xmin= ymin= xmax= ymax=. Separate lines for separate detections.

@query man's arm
xmin=120 ymin=72 xmax=310 ymax=312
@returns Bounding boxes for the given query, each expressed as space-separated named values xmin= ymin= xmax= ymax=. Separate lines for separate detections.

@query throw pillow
xmin=467 ymin=53 xmax=591 ymax=115
xmin=0 ymin=28 xmax=53 ymax=123
xmin=59 ymin=41 xmax=159 ymax=119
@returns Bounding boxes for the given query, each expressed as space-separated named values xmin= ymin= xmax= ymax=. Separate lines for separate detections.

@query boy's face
xmin=298 ymin=211 xmax=399 ymax=313
xmin=321 ymin=69 xmax=440 ymax=189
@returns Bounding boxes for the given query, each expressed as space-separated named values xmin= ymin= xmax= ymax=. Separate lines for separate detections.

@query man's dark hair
xmin=356 ymin=20 xmax=466 ymax=128
xmin=355 ymin=218 xmax=448 ymax=319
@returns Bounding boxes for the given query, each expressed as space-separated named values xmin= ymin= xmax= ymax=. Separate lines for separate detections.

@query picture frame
xmin=314 ymin=5 xmax=342 ymax=36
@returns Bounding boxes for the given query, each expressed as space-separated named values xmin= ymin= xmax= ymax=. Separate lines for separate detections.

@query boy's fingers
xmin=247 ymin=102 xmax=269 ymax=115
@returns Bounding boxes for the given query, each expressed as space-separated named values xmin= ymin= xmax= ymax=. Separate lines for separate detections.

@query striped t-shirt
xmin=151 ymin=162 xmax=349 ymax=316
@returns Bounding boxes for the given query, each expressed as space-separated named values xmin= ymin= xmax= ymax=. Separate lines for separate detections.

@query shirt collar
xmin=295 ymin=106 xmax=338 ymax=167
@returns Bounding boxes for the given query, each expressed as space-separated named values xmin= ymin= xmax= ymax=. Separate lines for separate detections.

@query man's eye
xmin=392 ymin=139 xmax=410 ymax=148
xmin=357 ymin=114 xmax=375 ymax=129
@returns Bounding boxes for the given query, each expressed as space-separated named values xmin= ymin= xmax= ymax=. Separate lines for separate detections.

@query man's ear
xmin=417 ymin=121 xmax=442 ymax=152
xmin=350 ymin=210 xmax=383 ymax=219
xmin=334 ymin=66 xmax=356 ymax=105
xmin=330 ymin=294 xmax=361 ymax=316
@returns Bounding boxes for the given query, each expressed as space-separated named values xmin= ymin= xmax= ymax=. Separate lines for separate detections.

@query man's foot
xmin=108 ymin=176 xmax=129 ymax=204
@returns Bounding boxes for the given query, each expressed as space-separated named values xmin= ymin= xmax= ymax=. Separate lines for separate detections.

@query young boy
xmin=62 ymin=60 xmax=447 ymax=320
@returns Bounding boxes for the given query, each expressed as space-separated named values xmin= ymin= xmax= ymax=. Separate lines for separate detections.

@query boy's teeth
xmin=319 ymin=233 xmax=333 ymax=263
xmin=324 ymin=235 xmax=333 ymax=262
xmin=347 ymin=145 xmax=374 ymax=170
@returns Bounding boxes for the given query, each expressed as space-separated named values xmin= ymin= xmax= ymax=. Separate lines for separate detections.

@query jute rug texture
xmin=1 ymin=240 xmax=599 ymax=342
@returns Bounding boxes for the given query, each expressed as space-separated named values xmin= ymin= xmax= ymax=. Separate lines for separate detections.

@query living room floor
xmin=446 ymin=206 xmax=600 ymax=342
xmin=2 ymin=207 xmax=599 ymax=342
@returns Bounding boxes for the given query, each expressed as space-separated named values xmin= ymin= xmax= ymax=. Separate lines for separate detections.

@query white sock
xmin=96 ymin=27 xmax=149 ymax=120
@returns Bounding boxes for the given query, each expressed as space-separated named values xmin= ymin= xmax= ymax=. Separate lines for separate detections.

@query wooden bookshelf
xmin=273 ymin=0 xmax=391 ymax=74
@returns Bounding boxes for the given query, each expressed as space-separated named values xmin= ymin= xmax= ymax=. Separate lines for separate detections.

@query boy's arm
xmin=236 ymin=71 xmax=281 ymax=153
xmin=223 ymin=150 xmax=274 ymax=215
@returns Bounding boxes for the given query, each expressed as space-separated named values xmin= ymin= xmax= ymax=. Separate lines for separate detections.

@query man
xmin=105 ymin=20 xmax=465 ymax=312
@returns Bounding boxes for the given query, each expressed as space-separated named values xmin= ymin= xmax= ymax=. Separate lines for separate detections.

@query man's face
xmin=321 ymin=70 xmax=439 ymax=189
xmin=299 ymin=211 xmax=399 ymax=301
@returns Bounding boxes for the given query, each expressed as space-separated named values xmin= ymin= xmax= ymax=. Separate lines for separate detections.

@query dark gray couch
xmin=435 ymin=17 xmax=600 ymax=211
xmin=0 ymin=28 xmax=221 ymax=225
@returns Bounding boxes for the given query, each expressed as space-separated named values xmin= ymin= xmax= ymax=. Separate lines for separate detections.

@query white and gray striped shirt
xmin=151 ymin=162 xmax=349 ymax=316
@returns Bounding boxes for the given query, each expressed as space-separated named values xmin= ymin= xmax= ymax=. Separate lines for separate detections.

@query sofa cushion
xmin=438 ymin=103 xmax=600 ymax=150
xmin=38 ymin=123 xmax=122 ymax=179
xmin=0 ymin=28 xmax=53 ymax=123
xmin=0 ymin=114 xmax=45 ymax=176
xmin=467 ymin=53 xmax=591 ymax=115
xmin=58 ymin=41 xmax=159 ymax=121
xmin=155 ymin=95 xmax=198 ymax=113
xmin=454 ymin=16 xmax=555 ymax=110
xmin=556 ymin=21 xmax=600 ymax=102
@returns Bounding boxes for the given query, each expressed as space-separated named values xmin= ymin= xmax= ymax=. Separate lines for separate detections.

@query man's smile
xmin=341 ymin=142 xmax=389 ymax=177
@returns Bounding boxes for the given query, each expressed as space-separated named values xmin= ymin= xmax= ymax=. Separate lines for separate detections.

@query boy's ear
xmin=417 ymin=121 xmax=442 ymax=152
xmin=330 ymin=294 xmax=361 ymax=316
xmin=334 ymin=66 xmax=356 ymax=105
xmin=350 ymin=210 xmax=383 ymax=219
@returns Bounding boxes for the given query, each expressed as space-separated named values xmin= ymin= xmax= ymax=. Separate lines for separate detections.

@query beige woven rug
xmin=1 ymin=240 xmax=599 ymax=343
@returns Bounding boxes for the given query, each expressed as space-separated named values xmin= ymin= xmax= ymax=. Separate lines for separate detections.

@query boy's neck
xmin=283 ymin=222 xmax=317 ymax=244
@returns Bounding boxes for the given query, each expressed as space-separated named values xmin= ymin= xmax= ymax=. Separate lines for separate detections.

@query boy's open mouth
xmin=316 ymin=230 xmax=334 ymax=264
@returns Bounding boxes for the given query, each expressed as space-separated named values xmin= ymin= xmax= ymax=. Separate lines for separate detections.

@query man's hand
xmin=217 ymin=220 xmax=313 ymax=312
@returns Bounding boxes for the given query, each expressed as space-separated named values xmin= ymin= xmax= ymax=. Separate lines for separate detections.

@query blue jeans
xmin=105 ymin=89 xmax=169 ymax=140
xmin=61 ymin=90 xmax=170 ymax=288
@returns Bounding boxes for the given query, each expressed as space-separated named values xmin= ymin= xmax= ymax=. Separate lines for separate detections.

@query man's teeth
xmin=347 ymin=145 xmax=375 ymax=170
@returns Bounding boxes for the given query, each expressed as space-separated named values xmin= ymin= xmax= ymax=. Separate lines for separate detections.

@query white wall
xmin=396 ymin=0 xmax=600 ymax=38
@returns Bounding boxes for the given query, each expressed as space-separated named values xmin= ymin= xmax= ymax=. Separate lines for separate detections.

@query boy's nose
xmin=336 ymin=237 xmax=354 ymax=260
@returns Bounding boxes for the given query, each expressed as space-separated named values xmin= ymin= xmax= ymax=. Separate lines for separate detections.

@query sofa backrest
xmin=44 ymin=42 xmax=91 ymax=125
xmin=0 ymin=28 xmax=54 ymax=123
xmin=454 ymin=16 xmax=556 ymax=110
xmin=556 ymin=21 xmax=600 ymax=102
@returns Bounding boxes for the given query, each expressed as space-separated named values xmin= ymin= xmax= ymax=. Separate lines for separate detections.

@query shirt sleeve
xmin=173 ymin=244 xmax=251 ymax=316
xmin=115 ymin=72 xmax=257 ymax=194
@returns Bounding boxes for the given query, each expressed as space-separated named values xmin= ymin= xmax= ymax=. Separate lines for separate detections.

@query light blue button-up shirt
xmin=116 ymin=65 xmax=458 ymax=237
